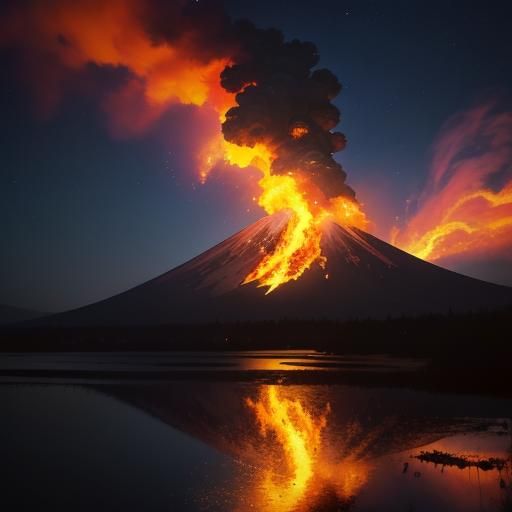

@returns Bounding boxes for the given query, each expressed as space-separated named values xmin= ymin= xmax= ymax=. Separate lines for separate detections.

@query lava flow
xmin=203 ymin=136 xmax=369 ymax=293
xmin=203 ymin=139 xmax=368 ymax=293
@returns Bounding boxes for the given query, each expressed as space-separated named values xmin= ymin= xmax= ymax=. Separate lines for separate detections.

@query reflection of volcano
xmin=102 ymin=381 xmax=501 ymax=462
xmin=47 ymin=214 xmax=511 ymax=325
xmin=100 ymin=382 xmax=510 ymax=511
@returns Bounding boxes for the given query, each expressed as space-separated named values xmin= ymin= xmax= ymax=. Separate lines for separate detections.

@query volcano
xmin=44 ymin=214 xmax=511 ymax=326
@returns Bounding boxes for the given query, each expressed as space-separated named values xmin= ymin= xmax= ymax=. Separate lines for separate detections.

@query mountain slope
xmin=44 ymin=213 xmax=512 ymax=325
xmin=0 ymin=305 xmax=46 ymax=325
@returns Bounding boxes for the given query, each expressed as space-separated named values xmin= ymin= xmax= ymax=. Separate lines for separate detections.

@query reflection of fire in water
xmin=244 ymin=385 xmax=369 ymax=511
xmin=246 ymin=385 xmax=329 ymax=510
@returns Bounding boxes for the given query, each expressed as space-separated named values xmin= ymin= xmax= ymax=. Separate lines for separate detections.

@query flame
xmin=245 ymin=385 xmax=329 ymax=511
xmin=202 ymin=136 xmax=369 ymax=293
xmin=391 ymin=103 xmax=512 ymax=264
xmin=392 ymin=185 xmax=512 ymax=261
xmin=243 ymin=386 xmax=370 ymax=511
xmin=220 ymin=142 xmax=331 ymax=294
xmin=289 ymin=123 xmax=309 ymax=139
xmin=330 ymin=196 xmax=370 ymax=231
xmin=243 ymin=175 xmax=329 ymax=293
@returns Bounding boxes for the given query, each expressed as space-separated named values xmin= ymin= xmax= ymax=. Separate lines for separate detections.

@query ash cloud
xmin=221 ymin=21 xmax=355 ymax=200
xmin=140 ymin=4 xmax=356 ymax=200
xmin=1 ymin=0 xmax=356 ymax=201
xmin=138 ymin=0 xmax=235 ymax=62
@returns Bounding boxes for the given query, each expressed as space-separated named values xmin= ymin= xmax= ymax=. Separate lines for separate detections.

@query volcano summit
xmin=43 ymin=214 xmax=512 ymax=326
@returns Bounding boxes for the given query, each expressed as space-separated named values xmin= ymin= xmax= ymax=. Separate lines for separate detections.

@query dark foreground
xmin=3 ymin=308 xmax=511 ymax=354
xmin=1 ymin=352 xmax=511 ymax=512
xmin=2 ymin=308 xmax=511 ymax=397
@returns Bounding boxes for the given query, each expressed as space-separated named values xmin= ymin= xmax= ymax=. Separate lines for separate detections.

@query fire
xmin=330 ymin=196 xmax=370 ymax=231
xmin=391 ymin=103 xmax=512 ymax=265
xmin=243 ymin=175 xmax=328 ymax=293
xmin=218 ymin=140 xmax=331 ymax=294
xmin=289 ymin=123 xmax=310 ymax=139
xmin=392 ymin=185 xmax=512 ymax=261
xmin=243 ymin=386 xmax=370 ymax=511
xmin=202 ymin=137 xmax=369 ymax=293
xmin=245 ymin=385 xmax=329 ymax=511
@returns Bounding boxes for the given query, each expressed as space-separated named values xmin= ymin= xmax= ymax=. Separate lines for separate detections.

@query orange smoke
xmin=391 ymin=102 xmax=512 ymax=264
xmin=1 ymin=0 xmax=234 ymax=135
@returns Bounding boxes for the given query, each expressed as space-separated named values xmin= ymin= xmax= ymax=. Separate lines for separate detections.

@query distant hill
xmin=0 ymin=305 xmax=46 ymax=325
xmin=37 ymin=213 xmax=512 ymax=326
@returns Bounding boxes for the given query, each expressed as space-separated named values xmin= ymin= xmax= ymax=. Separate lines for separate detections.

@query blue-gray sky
xmin=1 ymin=0 xmax=512 ymax=312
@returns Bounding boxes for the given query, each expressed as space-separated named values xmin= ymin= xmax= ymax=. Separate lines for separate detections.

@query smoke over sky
xmin=220 ymin=26 xmax=354 ymax=200
xmin=392 ymin=101 xmax=512 ymax=266
xmin=1 ymin=0 xmax=357 ymax=207
xmin=1 ymin=0 xmax=512 ymax=310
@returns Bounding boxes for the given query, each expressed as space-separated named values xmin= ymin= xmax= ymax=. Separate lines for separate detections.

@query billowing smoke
xmin=0 ymin=0 xmax=235 ymax=134
xmin=1 ymin=0 xmax=356 ymax=203
xmin=221 ymin=21 xmax=355 ymax=201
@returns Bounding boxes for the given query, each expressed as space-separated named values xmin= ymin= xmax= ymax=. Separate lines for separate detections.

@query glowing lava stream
xmin=243 ymin=173 xmax=328 ymax=294
xmin=202 ymin=139 xmax=368 ymax=294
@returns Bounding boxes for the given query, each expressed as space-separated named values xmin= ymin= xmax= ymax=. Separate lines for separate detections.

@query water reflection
xmin=238 ymin=385 xmax=512 ymax=511
xmin=1 ymin=378 xmax=511 ymax=511
xmin=0 ymin=350 xmax=425 ymax=374
xmin=245 ymin=385 xmax=331 ymax=511
xmin=365 ymin=434 xmax=512 ymax=512
xmin=101 ymin=380 xmax=511 ymax=511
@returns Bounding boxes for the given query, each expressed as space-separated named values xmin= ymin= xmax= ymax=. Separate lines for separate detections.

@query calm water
xmin=2 ymin=351 xmax=511 ymax=512
xmin=0 ymin=350 xmax=425 ymax=374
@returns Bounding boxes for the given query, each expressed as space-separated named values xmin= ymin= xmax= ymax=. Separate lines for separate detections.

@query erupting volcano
xmin=4 ymin=0 xmax=511 ymax=326
xmin=1 ymin=0 xmax=368 ymax=296
xmin=199 ymin=22 xmax=369 ymax=293
xmin=45 ymin=212 xmax=511 ymax=325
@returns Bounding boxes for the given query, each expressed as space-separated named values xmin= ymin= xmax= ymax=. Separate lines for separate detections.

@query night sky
xmin=2 ymin=0 xmax=512 ymax=312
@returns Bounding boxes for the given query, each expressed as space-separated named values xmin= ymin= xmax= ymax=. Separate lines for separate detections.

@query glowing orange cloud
xmin=0 ymin=0 xmax=234 ymax=135
xmin=391 ymin=102 xmax=512 ymax=264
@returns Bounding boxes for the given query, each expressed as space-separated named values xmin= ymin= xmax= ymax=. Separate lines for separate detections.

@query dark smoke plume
xmin=1 ymin=0 xmax=356 ymax=201
xmin=221 ymin=20 xmax=355 ymax=200
xmin=141 ymin=1 xmax=356 ymax=200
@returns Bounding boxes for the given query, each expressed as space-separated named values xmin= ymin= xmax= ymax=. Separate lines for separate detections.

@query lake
xmin=2 ymin=351 xmax=511 ymax=511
